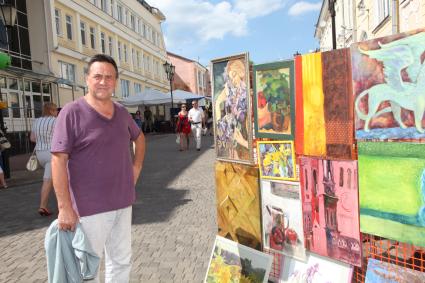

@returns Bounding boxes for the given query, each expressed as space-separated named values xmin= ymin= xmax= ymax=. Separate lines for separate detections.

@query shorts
xmin=36 ymin=150 xmax=52 ymax=179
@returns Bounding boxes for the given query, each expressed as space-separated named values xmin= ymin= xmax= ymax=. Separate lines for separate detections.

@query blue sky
xmin=154 ymin=0 xmax=322 ymax=66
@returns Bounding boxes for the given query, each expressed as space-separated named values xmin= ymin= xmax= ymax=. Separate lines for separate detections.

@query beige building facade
xmin=315 ymin=0 xmax=425 ymax=51
xmin=0 ymin=0 xmax=168 ymax=144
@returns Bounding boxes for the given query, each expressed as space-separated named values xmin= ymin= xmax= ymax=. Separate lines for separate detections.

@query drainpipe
xmin=392 ymin=0 xmax=399 ymax=34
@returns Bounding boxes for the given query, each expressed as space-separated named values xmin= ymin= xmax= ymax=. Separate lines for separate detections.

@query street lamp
xmin=0 ymin=3 xmax=16 ymax=179
xmin=163 ymin=61 xmax=175 ymax=109
xmin=328 ymin=0 xmax=337 ymax=50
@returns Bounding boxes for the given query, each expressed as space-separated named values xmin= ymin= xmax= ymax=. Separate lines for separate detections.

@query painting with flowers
xmin=204 ymin=236 xmax=273 ymax=283
xmin=212 ymin=53 xmax=253 ymax=164
xmin=257 ymin=141 xmax=297 ymax=181
xmin=253 ymin=60 xmax=295 ymax=139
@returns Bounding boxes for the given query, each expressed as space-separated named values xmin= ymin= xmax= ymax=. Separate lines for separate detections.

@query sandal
xmin=38 ymin=207 xmax=52 ymax=216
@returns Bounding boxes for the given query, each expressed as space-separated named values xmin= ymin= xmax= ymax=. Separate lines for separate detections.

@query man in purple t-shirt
xmin=51 ymin=54 xmax=145 ymax=282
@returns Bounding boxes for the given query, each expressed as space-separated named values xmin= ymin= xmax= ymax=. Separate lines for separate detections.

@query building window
xmin=134 ymin=82 xmax=141 ymax=94
xmin=142 ymin=22 xmax=146 ymax=38
xmin=59 ymin=61 xmax=75 ymax=82
xmin=100 ymin=32 xmax=105 ymax=53
xmin=55 ymin=9 xmax=62 ymax=36
xmin=123 ymin=44 xmax=127 ymax=62
xmin=120 ymin=79 xmax=130 ymax=97
xmin=109 ymin=0 xmax=114 ymax=17
xmin=80 ymin=22 xmax=87 ymax=46
xmin=130 ymin=14 xmax=135 ymax=30
xmin=108 ymin=36 xmax=113 ymax=56
xmin=100 ymin=0 xmax=107 ymax=12
xmin=136 ymin=51 xmax=141 ymax=68
xmin=143 ymin=54 xmax=148 ymax=72
xmin=375 ymin=0 xmax=390 ymax=26
xmin=132 ymin=48 xmax=135 ymax=66
xmin=125 ymin=9 xmax=129 ymax=26
xmin=136 ymin=18 xmax=140 ymax=33
xmin=117 ymin=4 xmax=123 ymax=23
xmin=118 ymin=41 xmax=122 ymax=60
xmin=90 ymin=27 xmax=96 ymax=49
xmin=65 ymin=15 xmax=73 ymax=40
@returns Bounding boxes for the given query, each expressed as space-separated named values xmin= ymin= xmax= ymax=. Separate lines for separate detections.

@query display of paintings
xmin=280 ymin=253 xmax=353 ymax=283
xmin=215 ymin=161 xmax=262 ymax=250
xmin=358 ymin=142 xmax=425 ymax=247
xmin=212 ymin=53 xmax=253 ymax=164
xmin=294 ymin=50 xmax=355 ymax=159
xmin=253 ymin=60 xmax=295 ymax=140
xmin=257 ymin=141 xmax=297 ymax=181
xmin=205 ymin=236 xmax=273 ymax=283
xmin=299 ymin=157 xmax=362 ymax=267
xmin=260 ymin=180 xmax=306 ymax=261
xmin=365 ymin=258 xmax=425 ymax=283
xmin=351 ymin=28 xmax=425 ymax=141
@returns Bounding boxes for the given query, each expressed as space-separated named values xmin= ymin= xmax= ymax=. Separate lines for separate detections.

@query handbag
xmin=0 ymin=136 xmax=10 ymax=150
xmin=26 ymin=149 xmax=39 ymax=171
xmin=175 ymin=134 xmax=180 ymax=144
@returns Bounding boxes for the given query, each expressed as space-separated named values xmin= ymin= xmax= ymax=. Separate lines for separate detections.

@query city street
xmin=0 ymin=133 xmax=217 ymax=283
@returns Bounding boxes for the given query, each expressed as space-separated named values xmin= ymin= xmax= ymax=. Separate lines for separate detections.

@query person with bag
xmin=188 ymin=100 xmax=205 ymax=151
xmin=30 ymin=102 xmax=58 ymax=216
xmin=176 ymin=104 xmax=191 ymax=151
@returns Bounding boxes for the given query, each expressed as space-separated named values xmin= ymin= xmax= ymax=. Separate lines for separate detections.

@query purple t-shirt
xmin=51 ymin=97 xmax=141 ymax=217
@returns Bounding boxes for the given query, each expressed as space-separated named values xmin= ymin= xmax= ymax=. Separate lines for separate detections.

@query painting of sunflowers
xmin=257 ymin=141 xmax=297 ymax=181
xmin=205 ymin=236 xmax=273 ymax=283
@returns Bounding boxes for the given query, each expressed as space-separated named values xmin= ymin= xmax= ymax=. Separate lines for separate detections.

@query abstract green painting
xmin=358 ymin=142 xmax=425 ymax=247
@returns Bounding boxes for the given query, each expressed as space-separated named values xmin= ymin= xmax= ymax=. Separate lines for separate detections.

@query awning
xmin=119 ymin=89 xmax=170 ymax=106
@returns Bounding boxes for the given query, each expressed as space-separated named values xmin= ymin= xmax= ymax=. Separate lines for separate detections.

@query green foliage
xmin=259 ymin=70 xmax=290 ymax=114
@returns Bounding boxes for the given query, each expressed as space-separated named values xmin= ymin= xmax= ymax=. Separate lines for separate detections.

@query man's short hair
xmin=87 ymin=54 xmax=119 ymax=78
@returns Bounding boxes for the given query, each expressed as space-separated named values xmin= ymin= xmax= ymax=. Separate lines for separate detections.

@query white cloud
xmin=154 ymin=0 xmax=286 ymax=50
xmin=234 ymin=0 xmax=287 ymax=18
xmin=288 ymin=1 xmax=321 ymax=16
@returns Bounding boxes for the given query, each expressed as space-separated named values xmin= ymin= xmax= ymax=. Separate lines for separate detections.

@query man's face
xmin=192 ymin=101 xmax=198 ymax=109
xmin=86 ymin=61 xmax=117 ymax=101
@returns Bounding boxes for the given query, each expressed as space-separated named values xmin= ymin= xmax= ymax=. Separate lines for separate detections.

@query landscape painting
xmin=257 ymin=141 xmax=297 ymax=181
xmin=280 ymin=253 xmax=353 ymax=283
xmin=358 ymin=142 xmax=425 ymax=247
xmin=212 ymin=53 xmax=253 ymax=164
xmin=365 ymin=258 xmax=425 ymax=283
xmin=260 ymin=180 xmax=306 ymax=261
xmin=351 ymin=28 xmax=425 ymax=141
xmin=299 ymin=157 xmax=362 ymax=267
xmin=253 ymin=60 xmax=295 ymax=140
xmin=205 ymin=236 xmax=273 ymax=283
xmin=215 ymin=161 xmax=262 ymax=250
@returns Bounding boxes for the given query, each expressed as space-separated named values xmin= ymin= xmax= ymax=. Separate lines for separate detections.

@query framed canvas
xmin=257 ymin=141 xmax=297 ymax=181
xmin=351 ymin=28 xmax=425 ymax=141
xmin=215 ymin=161 xmax=262 ymax=250
xmin=260 ymin=180 xmax=306 ymax=261
xmin=299 ymin=157 xmax=362 ymax=267
xmin=253 ymin=60 xmax=295 ymax=139
xmin=358 ymin=142 xmax=425 ymax=247
xmin=211 ymin=53 xmax=253 ymax=164
xmin=205 ymin=236 xmax=273 ymax=283
xmin=365 ymin=258 xmax=425 ymax=283
xmin=280 ymin=253 xmax=353 ymax=283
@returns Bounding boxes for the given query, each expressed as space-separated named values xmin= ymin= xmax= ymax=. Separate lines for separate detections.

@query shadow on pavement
xmin=0 ymin=133 xmax=214 ymax=237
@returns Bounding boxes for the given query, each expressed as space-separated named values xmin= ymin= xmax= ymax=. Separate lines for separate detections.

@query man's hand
xmin=57 ymin=205 xmax=79 ymax=231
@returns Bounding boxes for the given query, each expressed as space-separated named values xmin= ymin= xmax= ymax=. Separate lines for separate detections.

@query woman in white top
xmin=30 ymin=102 xmax=58 ymax=216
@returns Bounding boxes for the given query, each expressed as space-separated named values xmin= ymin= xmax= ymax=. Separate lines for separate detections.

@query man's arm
xmin=52 ymin=152 xmax=78 ymax=231
xmin=132 ymin=132 xmax=146 ymax=186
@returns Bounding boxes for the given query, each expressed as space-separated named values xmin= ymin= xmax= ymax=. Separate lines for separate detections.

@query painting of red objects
xmin=299 ymin=157 xmax=362 ymax=267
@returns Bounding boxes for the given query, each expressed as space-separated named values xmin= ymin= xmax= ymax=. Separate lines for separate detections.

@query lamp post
xmin=163 ymin=61 xmax=175 ymax=109
xmin=328 ymin=0 xmax=337 ymax=50
xmin=0 ymin=3 xmax=16 ymax=179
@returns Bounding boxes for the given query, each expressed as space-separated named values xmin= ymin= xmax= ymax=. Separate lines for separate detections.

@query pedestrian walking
xmin=143 ymin=107 xmax=153 ymax=133
xmin=30 ymin=102 xmax=58 ymax=216
xmin=50 ymin=54 xmax=146 ymax=282
xmin=188 ymin=100 xmax=205 ymax=151
xmin=176 ymin=104 xmax=191 ymax=151
xmin=134 ymin=110 xmax=143 ymax=129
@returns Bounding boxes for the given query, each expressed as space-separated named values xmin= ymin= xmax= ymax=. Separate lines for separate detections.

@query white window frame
xmin=55 ymin=9 xmax=62 ymax=36
xmin=109 ymin=0 xmax=114 ymax=17
xmin=120 ymin=79 xmax=130 ymax=98
xmin=374 ymin=0 xmax=390 ymax=27
xmin=100 ymin=0 xmax=107 ymax=12
xmin=65 ymin=14 xmax=73 ymax=40
xmin=118 ymin=41 xmax=122 ymax=60
xmin=108 ymin=36 xmax=113 ymax=56
xmin=80 ymin=21 xmax=87 ymax=46
xmin=134 ymin=82 xmax=141 ymax=94
xmin=123 ymin=44 xmax=128 ymax=62
xmin=90 ymin=26 xmax=96 ymax=49
xmin=117 ymin=4 xmax=123 ymax=23
xmin=130 ymin=14 xmax=135 ymax=30
xmin=59 ymin=61 xmax=76 ymax=82
xmin=100 ymin=32 xmax=106 ymax=53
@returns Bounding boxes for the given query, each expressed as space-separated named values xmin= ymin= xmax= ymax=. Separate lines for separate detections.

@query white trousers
xmin=191 ymin=124 xmax=202 ymax=149
xmin=80 ymin=206 xmax=132 ymax=283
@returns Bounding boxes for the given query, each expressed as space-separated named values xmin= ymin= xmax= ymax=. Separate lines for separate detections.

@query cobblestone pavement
xmin=0 ymin=134 xmax=217 ymax=283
